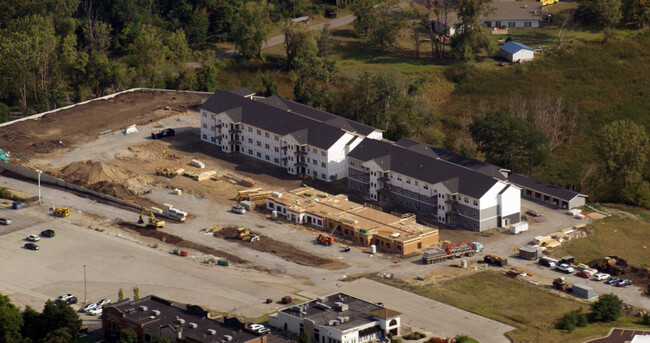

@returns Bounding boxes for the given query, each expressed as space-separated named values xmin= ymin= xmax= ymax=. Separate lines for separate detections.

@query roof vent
xmin=334 ymin=302 xmax=349 ymax=312
xmin=139 ymin=305 xmax=148 ymax=311
xmin=315 ymin=302 xmax=331 ymax=310
xmin=224 ymin=335 xmax=233 ymax=341
xmin=149 ymin=316 xmax=156 ymax=319
xmin=207 ymin=329 xmax=217 ymax=335
xmin=189 ymin=322 xmax=198 ymax=329
xmin=329 ymin=320 xmax=340 ymax=326
xmin=152 ymin=310 xmax=161 ymax=316
xmin=175 ymin=317 xmax=186 ymax=325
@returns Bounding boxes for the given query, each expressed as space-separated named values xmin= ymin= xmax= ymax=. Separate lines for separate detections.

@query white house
xmin=199 ymin=88 xmax=382 ymax=182
xmin=347 ymin=138 xmax=521 ymax=231
xmin=432 ymin=1 xmax=544 ymax=36
xmin=499 ymin=41 xmax=534 ymax=62
xmin=269 ymin=293 xmax=401 ymax=343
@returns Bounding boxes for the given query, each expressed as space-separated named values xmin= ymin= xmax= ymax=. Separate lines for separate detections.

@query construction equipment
xmin=317 ymin=234 xmax=335 ymax=246
xmin=236 ymin=228 xmax=251 ymax=240
xmin=422 ymin=242 xmax=481 ymax=264
xmin=484 ymin=255 xmax=508 ymax=267
xmin=138 ymin=208 xmax=165 ymax=229
xmin=553 ymin=277 xmax=573 ymax=292
xmin=53 ymin=207 xmax=69 ymax=218
xmin=151 ymin=128 xmax=175 ymax=139
xmin=248 ymin=235 xmax=260 ymax=243
xmin=593 ymin=256 xmax=628 ymax=276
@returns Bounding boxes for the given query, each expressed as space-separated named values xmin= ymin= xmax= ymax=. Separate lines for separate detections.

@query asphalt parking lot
xmin=585 ymin=328 xmax=650 ymax=343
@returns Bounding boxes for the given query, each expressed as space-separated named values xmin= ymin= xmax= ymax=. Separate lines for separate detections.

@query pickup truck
xmin=151 ymin=128 xmax=175 ymax=139
xmin=556 ymin=263 xmax=575 ymax=274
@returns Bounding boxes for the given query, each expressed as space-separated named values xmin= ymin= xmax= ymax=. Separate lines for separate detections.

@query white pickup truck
xmin=556 ymin=263 xmax=575 ymax=274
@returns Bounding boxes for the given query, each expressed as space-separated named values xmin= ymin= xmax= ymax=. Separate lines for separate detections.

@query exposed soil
xmin=0 ymin=90 xmax=206 ymax=161
xmin=213 ymin=226 xmax=349 ymax=270
xmin=118 ymin=222 xmax=248 ymax=264
xmin=626 ymin=266 xmax=650 ymax=294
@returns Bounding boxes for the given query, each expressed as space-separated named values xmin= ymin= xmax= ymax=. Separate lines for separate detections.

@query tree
xmin=21 ymin=305 xmax=43 ymax=340
xmin=283 ymin=22 xmax=318 ymax=68
xmin=591 ymin=294 xmax=623 ymax=322
xmin=469 ymin=112 xmax=549 ymax=174
xmin=118 ymin=288 xmax=124 ymax=301
xmin=318 ymin=24 xmax=333 ymax=58
xmin=133 ymin=286 xmax=140 ymax=300
xmin=597 ymin=120 xmax=649 ymax=205
xmin=419 ymin=0 xmax=453 ymax=60
xmin=166 ymin=29 xmax=192 ymax=65
xmin=40 ymin=300 xmax=83 ymax=338
xmin=577 ymin=0 xmax=622 ymax=29
xmin=186 ymin=8 xmax=209 ymax=45
xmin=230 ymin=0 xmax=271 ymax=59
xmin=353 ymin=0 xmax=403 ymax=51
xmin=124 ymin=24 xmax=169 ymax=86
xmin=260 ymin=73 xmax=278 ymax=96
xmin=117 ymin=328 xmax=139 ymax=343
xmin=299 ymin=329 xmax=311 ymax=343
xmin=210 ymin=0 xmax=243 ymax=40
xmin=0 ymin=102 xmax=9 ymax=123
xmin=44 ymin=328 xmax=73 ymax=343
xmin=0 ymin=294 xmax=22 ymax=343
xmin=195 ymin=63 xmax=219 ymax=91
xmin=557 ymin=10 xmax=575 ymax=48
xmin=627 ymin=0 xmax=650 ymax=28
xmin=293 ymin=51 xmax=336 ymax=107
xmin=556 ymin=310 xmax=588 ymax=332
xmin=451 ymin=0 xmax=494 ymax=61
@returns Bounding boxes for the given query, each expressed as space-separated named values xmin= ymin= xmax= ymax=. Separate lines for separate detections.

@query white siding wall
xmin=498 ymin=185 xmax=521 ymax=217
xmin=512 ymin=49 xmax=534 ymax=62
xmin=366 ymin=130 xmax=384 ymax=140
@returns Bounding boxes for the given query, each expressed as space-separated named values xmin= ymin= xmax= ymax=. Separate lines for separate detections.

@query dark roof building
xmin=507 ymin=173 xmax=586 ymax=209
xmin=102 ymin=295 xmax=268 ymax=343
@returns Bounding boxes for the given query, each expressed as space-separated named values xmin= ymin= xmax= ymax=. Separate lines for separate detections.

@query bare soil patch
xmin=213 ymin=226 xmax=349 ymax=270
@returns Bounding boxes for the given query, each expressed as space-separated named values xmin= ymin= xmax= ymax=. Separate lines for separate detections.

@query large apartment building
xmin=199 ymin=88 xmax=382 ymax=182
xmin=347 ymin=138 xmax=521 ymax=231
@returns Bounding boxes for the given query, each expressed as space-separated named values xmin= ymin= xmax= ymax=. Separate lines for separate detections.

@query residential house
xmin=433 ymin=1 xmax=544 ymax=36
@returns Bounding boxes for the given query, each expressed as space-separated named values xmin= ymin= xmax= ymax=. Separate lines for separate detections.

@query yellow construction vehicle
xmin=53 ymin=207 xmax=69 ymax=218
xmin=236 ymin=228 xmax=250 ymax=240
xmin=138 ymin=208 xmax=165 ymax=229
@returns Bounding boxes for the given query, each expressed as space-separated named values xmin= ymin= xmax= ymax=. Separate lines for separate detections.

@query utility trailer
xmin=422 ymin=242 xmax=481 ymax=264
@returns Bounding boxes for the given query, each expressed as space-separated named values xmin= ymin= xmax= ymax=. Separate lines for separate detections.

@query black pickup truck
xmin=151 ymin=128 xmax=175 ymax=139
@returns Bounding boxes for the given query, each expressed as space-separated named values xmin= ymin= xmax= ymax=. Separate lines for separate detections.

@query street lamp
xmin=36 ymin=169 xmax=42 ymax=204
xmin=83 ymin=264 xmax=87 ymax=304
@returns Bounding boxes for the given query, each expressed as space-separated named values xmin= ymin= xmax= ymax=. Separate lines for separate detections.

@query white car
xmin=593 ymin=273 xmax=611 ymax=281
xmin=56 ymin=294 xmax=75 ymax=302
xmin=80 ymin=303 xmax=98 ymax=313
xmin=27 ymin=234 xmax=40 ymax=242
xmin=97 ymin=298 xmax=111 ymax=307
xmin=556 ymin=263 xmax=575 ymax=273
xmin=232 ymin=205 xmax=246 ymax=214
xmin=87 ymin=307 xmax=103 ymax=316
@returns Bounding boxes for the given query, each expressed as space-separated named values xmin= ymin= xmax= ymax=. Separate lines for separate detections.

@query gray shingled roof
xmin=349 ymin=139 xmax=502 ymax=198
xmin=437 ymin=2 xmax=543 ymax=27
xmin=395 ymin=138 xmax=507 ymax=180
xmin=507 ymin=173 xmax=585 ymax=201
xmin=280 ymin=99 xmax=379 ymax=136
xmin=228 ymin=87 xmax=256 ymax=97
xmin=200 ymin=90 xmax=347 ymax=149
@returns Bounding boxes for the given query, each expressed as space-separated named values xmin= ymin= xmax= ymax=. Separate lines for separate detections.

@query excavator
xmin=236 ymin=228 xmax=251 ymax=240
xmin=53 ymin=207 xmax=69 ymax=218
xmin=138 ymin=207 xmax=165 ymax=229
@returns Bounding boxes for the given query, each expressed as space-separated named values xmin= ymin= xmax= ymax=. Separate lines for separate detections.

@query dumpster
xmin=12 ymin=202 xmax=22 ymax=210
xmin=217 ymin=259 xmax=230 ymax=267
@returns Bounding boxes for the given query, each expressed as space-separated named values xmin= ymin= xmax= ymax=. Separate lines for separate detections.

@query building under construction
xmin=265 ymin=187 xmax=439 ymax=255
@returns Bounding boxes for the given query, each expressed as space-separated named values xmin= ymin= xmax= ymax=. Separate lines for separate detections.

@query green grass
xmin=552 ymin=209 xmax=650 ymax=269
xmin=371 ymin=271 xmax=647 ymax=343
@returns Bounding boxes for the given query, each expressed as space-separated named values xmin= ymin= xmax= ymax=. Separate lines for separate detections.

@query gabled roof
xmin=228 ymin=87 xmax=256 ymax=97
xmin=371 ymin=308 xmax=401 ymax=319
xmin=349 ymin=139 xmax=503 ymax=198
xmin=500 ymin=41 xmax=534 ymax=54
xmin=507 ymin=173 xmax=586 ymax=202
xmin=435 ymin=2 xmax=543 ymax=27
xmin=280 ymin=99 xmax=379 ymax=136
xmin=200 ymin=90 xmax=348 ymax=149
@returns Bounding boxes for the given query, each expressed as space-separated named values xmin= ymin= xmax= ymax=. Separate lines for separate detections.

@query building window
xmin=202 ymin=123 xmax=207 ymax=128
xmin=257 ymin=141 xmax=261 ymax=146
xmin=266 ymin=155 xmax=270 ymax=161
xmin=508 ymin=21 xmax=515 ymax=27
xmin=265 ymin=144 xmax=270 ymax=149
xmin=321 ymin=162 xmax=326 ymax=168
xmin=464 ymin=197 xmax=469 ymax=203
xmin=257 ymin=129 xmax=261 ymax=135
xmin=248 ymin=138 xmax=253 ymax=143
xmin=202 ymin=134 xmax=207 ymax=139
xmin=275 ymin=158 xmax=279 ymax=163
xmin=275 ymin=147 xmax=279 ymax=152
xmin=248 ymin=127 xmax=253 ymax=132
xmin=275 ymin=135 xmax=279 ymax=141
xmin=313 ymin=170 xmax=318 ymax=176
xmin=525 ymin=21 xmax=532 ymax=27
xmin=473 ymin=200 xmax=478 ymax=206
xmin=313 ymin=159 xmax=318 ymax=165
xmin=321 ymin=173 xmax=326 ymax=179
xmin=257 ymin=152 xmax=261 ymax=157
xmin=249 ymin=149 xmax=253 ymax=154
xmin=424 ymin=184 xmax=428 ymax=190
xmin=313 ymin=148 xmax=317 ymax=153
xmin=264 ymin=133 xmax=269 ymax=138
xmin=211 ymin=137 xmax=216 ymax=142
xmin=321 ymin=151 xmax=326 ymax=157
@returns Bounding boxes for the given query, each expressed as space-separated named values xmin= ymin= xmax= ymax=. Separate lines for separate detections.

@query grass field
xmin=372 ymin=271 xmax=648 ymax=342
xmin=552 ymin=208 xmax=650 ymax=269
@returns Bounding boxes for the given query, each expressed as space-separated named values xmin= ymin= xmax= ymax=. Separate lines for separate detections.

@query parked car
xmin=325 ymin=9 xmax=337 ymax=18
xmin=27 ymin=234 xmax=40 ymax=242
xmin=24 ymin=243 xmax=39 ymax=250
xmin=41 ymin=229 xmax=56 ymax=238
xmin=97 ymin=298 xmax=111 ymax=307
xmin=576 ymin=270 xmax=594 ymax=278
xmin=539 ymin=256 xmax=559 ymax=268
xmin=56 ymin=294 xmax=77 ymax=304
xmin=556 ymin=263 xmax=575 ymax=274
xmin=80 ymin=303 xmax=98 ymax=313
xmin=0 ymin=217 xmax=11 ymax=225
xmin=232 ymin=205 xmax=246 ymax=214
xmin=67 ymin=297 xmax=78 ymax=304
xmin=605 ymin=277 xmax=621 ymax=285
xmin=617 ymin=279 xmax=633 ymax=287
xmin=593 ymin=273 xmax=611 ymax=281
xmin=87 ymin=307 xmax=102 ymax=316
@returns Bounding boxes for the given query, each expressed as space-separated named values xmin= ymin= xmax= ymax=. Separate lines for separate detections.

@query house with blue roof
xmin=499 ymin=41 xmax=535 ymax=62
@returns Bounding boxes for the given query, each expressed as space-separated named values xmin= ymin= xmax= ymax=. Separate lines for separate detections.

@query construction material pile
xmin=532 ymin=224 xmax=588 ymax=251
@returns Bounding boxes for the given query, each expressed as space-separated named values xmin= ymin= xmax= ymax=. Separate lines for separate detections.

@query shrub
xmin=427 ymin=338 xmax=453 ymax=343
xmin=454 ymin=335 xmax=479 ymax=343
xmin=591 ymin=294 xmax=623 ymax=322
xmin=556 ymin=310 xmax=588 ymax=332
xmin=403 ymin=332 xmax=426 ymax=340
xmin=642 ymin=313 xmax=650 ymax=326
xmin=0 ymin=187 xmax=13 ymax=199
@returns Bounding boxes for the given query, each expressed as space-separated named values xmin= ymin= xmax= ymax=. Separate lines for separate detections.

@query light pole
xmin=83 ymin=264 xmax=87 ymax=304
xmin=536 ymin=324 xmax=540 ymax=343
xmin=36 ymin=169 xmax=42 ymax=204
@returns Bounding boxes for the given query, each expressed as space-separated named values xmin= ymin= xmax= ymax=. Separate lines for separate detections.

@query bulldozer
xmin=53 ymin=207 xmax=69 ymax=218
xmin=553 ymin=277 xmax=572 ymax=292
xmin=138 ymin=207 xmax=165 ymax=229
xmin=484 ymin=254 xmax=508 ymax=267
xmin=236 ymin=228 xmax=251 ymax=240
xmin=593 ymin=256 xmax=628 ymax=276
xmin=317 ymin=234 xmax=335 ymax=246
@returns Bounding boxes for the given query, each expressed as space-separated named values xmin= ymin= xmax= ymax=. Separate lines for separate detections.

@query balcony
xmin=228 ymin=127 xmax=242 ymax=134
xmin=294 ymin=161 xmax=307 ymax=167
xmin=378 ymin=175 xmax=390 ymax=182
xmin=229 ymin=140 xmax=241 ymax=145
xmin=296 ymin=149 xmax=308 ymax=156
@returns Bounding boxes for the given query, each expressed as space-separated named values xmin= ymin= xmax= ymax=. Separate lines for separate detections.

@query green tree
xmin=166 ymin=29 xmax=192 ymax=65
xmin=133 ymin=286 xmax=140 ymax=300
xmin=591 ymin=294 xmax=623 ymax=322
xmin=41 ymin=300 xmax=83 ymax=338
xmin=0 ymin=102 xmax=9 ymax=123
xmin=125 ymin=24 xmax=169 ymax=86
xmin=196 ymin=63 xmax=219 ymax=91
xmin=283 ymin=22 xmax=318 ymax=68
xmin=454 ymin=335 xmax=479 ymax=343
xmin=627 ymin=0 xmax=650 ymax=27
xmin=186 ymin=8 xmax=209 ymax=45
xmin=117 ymin=328 xmax=139 ymax=343
xmin=118 ymin=288 xmax=124 ymax=301
xmin=469 ymin=112 xmax=549 ymax=174
xmin=556 ymin=310 xmax=588 ymax=332
xmin=44 ymin=328 xmax=73 ymax=343
xmin=260 ymin=72 xmax=278 ymax=96
xmin=578 ymin=0 xmax=622 ymax=27
xmin=293 ymin=51 xmax=336 ymax=107
xmin=22 ymin=305 xmax=43 ymax=340
xmin=597 ymin=120 xmax=649 ymax=205
xmin=299 ymin=329 xmax=311 ymax=343
xmin=353 ymin=0 xmax=403 ymax=51
xmin=211 ymin=0 xmax=244 ymax=40
xmin=317 ymin=24 xmax=333 ymax=58
xmin=0 ymin=294 xmax=23 ymax=343
xmin=230 ymin=1 xmax=271 ymax=59
xmin=451 ymin=0 xmax=494 ymax=61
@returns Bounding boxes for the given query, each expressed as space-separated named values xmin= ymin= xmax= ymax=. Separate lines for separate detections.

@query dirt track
xmin=0 ymin=90 xmax=206 ymax=161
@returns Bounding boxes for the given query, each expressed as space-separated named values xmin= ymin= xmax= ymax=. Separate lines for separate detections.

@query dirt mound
xmin=214 ymin=227 xmax=349 ymax=270
xmin=118 ymin=222 xmax=248 ymax=264
xmin=59 ymin=160 xmax=132 ymax=185
xmin=627 ymin=266 xmax=650 ymax=294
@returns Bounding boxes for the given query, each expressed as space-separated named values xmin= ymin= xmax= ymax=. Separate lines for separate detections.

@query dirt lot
xmin=0 ymin=90 xmax=206 ymax=163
